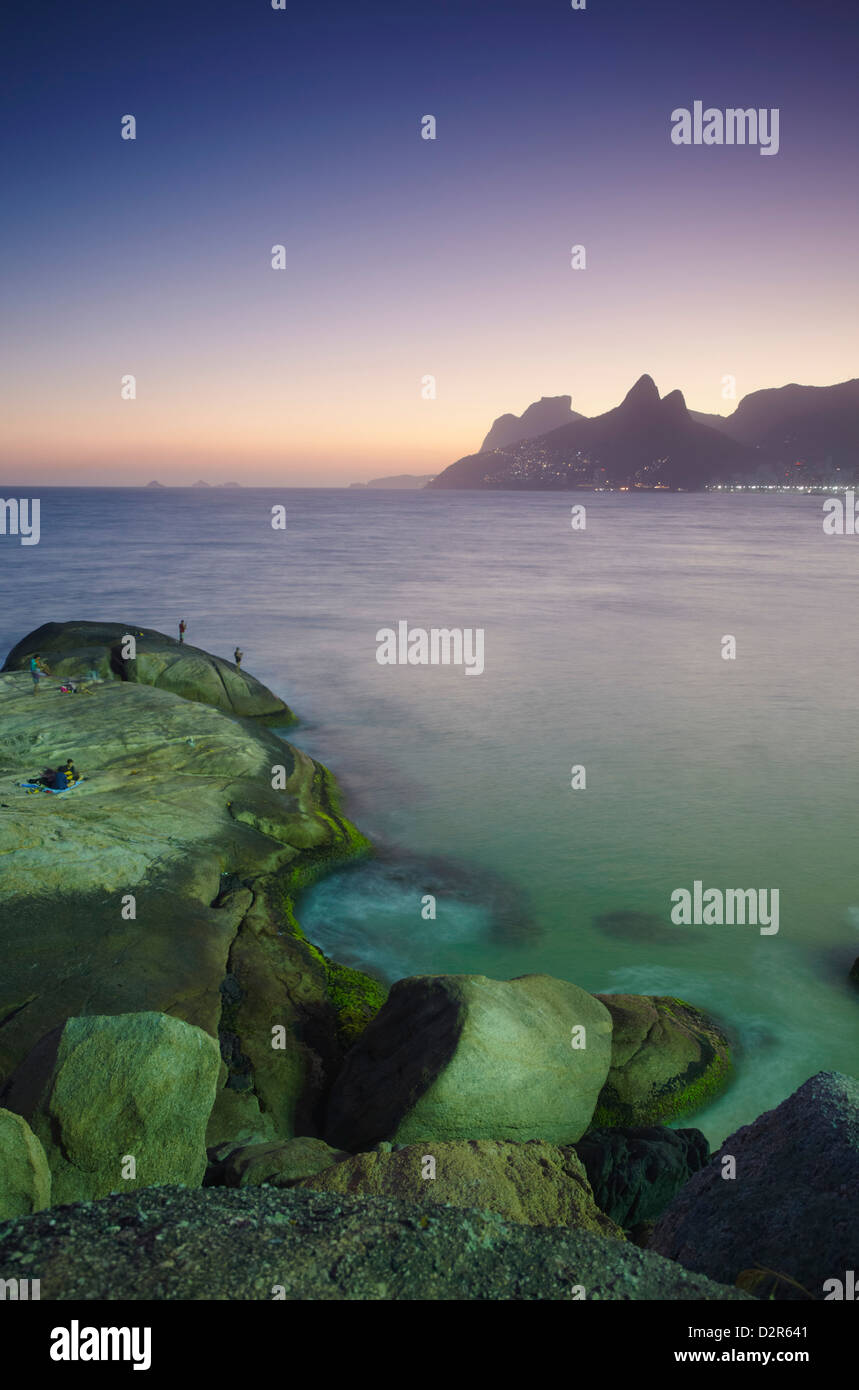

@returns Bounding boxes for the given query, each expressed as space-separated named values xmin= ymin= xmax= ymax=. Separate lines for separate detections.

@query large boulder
xmin=299 ymin=1139 xmax=623 ymax=1235
xmin=2 ymin=1012 xmax=221 ymax=1205
xmin=2 ymin=621 xmax=293 ymax=721
xmin=324 ymin=974 xmax=613 ymax=1150
xmin=0 ymin=1108 xmax=51 ymax=1220
xmin=651 ymin=1071 xmax=859 ymax=1299
xmin=593 ymin=994 xmax=732 ymax=1125
xmin=0 ymin=1185 xmax=755 ymax=1300
xmin=573 ymin=1125 xmax=710 ymax=1228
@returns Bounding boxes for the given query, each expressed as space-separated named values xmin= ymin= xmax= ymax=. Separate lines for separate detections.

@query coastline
xmin=0 ymin=620 xmax=853 ymax=1303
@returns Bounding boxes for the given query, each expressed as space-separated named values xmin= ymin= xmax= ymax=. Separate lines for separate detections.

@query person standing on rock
xmin=178 ymin=620 xmax=187 ymax=644
xmin=29 ymin=653 xmax=48 ymax=694
xmin=234 ymin=646 xmax=243 ymax=669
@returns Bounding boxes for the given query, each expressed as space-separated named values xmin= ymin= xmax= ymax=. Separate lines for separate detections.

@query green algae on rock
xmin=592 ymin=994 xmax=732 ymax=1127
xmin=298 ymin=1138 xmax=625 ymax=1236
xmin=0 ymin=1106 xmax=52 ymax=1221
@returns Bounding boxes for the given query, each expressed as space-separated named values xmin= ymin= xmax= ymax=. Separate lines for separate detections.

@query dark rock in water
xmin=405 ymin=852 xmax=540 ymax=944
xmin=593 ymin=994 xmax=732 ymax=1126
xmin=594 ymin=909 xmax=691 ymax=945
xmin=298 ymin=1138 xmax=624 ymax=1235
xmin=325 ymin=974 xmax=613 ymax=1150
xmin=573 ymin=1125 xmax=710 ymax=1228
xmin=0 ymin=1185 xmax=754 ymax=1300
xmin=2 ymin=620 xmax=293 ymax=721
xmin=297 ymin=851 xmax=540 ymax=984
xmin=651 ymin=1071 xmax=859 ymax=1300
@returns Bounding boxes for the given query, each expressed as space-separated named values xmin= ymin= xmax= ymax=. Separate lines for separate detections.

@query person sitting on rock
xmin=53 ymin=760 xmax=78 ymax=789
xmin=234 ymin=646 xmax=243 ymax=669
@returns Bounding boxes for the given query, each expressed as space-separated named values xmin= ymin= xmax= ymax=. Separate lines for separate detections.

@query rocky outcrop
xmin=324 ymin=974 xmax=612 ymax=1150
xmin=573 ymin=1125 xmax=710 ymax=1228
xmin=299 ymin=1139 xmax=623 ymax=1235
xmin=0 ymin=1185 xmax=755 ymax=1300
xmin=651 ymin=1072 xmax=859 ymax=1299
xmin=593 ymin=994 xmax=732 ymax=1125
xmin=0 ymin=634 xmax=380 ymax=1158
xmin=0 ymin=1107 xmax=51 ymax=1220
xmin=2 ymin=620 xmax=293 ymax=721
xmin=215 ymin=1136 xmax=350 ymax=1188
xmin=3 ymin=1013 xmax=221 ymax=1205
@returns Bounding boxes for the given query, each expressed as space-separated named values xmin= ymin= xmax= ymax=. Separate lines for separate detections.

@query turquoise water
xmin=2 ymin=486 xmax=857 ymax=1143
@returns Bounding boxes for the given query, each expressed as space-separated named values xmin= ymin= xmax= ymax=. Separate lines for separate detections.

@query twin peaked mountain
xmin=428 ymin=375 xmax=859 ymax=491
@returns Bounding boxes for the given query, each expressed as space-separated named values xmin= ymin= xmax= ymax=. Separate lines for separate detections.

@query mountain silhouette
xmin=430 ymin=376 xmax=754 ymax=490
xmin=480 ymin=395 xmax=582 ymax=452
xmin=714 ymin=379 xmax=859 ymax=470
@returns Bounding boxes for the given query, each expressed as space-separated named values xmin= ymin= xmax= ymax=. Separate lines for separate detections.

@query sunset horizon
xmin=3 ymin=0 xmax=857 ymax=486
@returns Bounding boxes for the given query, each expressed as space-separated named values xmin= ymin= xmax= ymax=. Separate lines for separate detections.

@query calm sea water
xmin=2 ymin=486 xmax=857 ymax=1144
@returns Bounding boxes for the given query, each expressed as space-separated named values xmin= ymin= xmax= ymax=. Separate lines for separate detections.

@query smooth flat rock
xmin=651 ymin=1071 xmax=859 ymax=1299
xmin=299 ymin=1138 xmax=624 ymax=1235
xmin=325 ymin=974 xmax=613 ymax=1149
xmin=0 ymin=1107 xmax=51 ymax=1220
xmin=3 ymin=1012 xmax=221 ymax=1205
xmin=593 ymin=994 xmax=732 ymax=1125
xmin=0 ymin=1185 xmax=755 ymax=1300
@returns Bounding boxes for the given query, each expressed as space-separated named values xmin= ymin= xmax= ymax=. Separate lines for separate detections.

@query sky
xmin=1 ymin=0 xmax=857 ymax=485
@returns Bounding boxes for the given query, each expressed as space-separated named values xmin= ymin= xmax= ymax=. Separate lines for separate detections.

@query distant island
xmin=144 ymin=480 xmax=242 ymax=489
xmin=350 ymin=474 xmax=436 ymax=489
xmin=428 ymin=375 xmax=859 ymax=492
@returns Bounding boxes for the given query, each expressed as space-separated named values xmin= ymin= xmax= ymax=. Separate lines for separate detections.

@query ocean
xmin=2 ymin=485 xmax=857 ymax=1145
